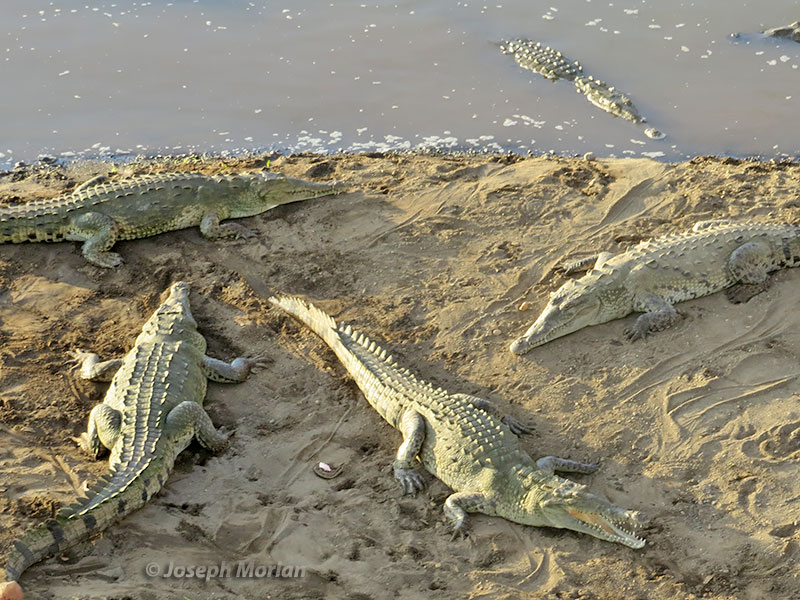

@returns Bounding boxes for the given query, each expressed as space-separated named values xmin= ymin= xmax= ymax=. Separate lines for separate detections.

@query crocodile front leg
xmin=199 ymin=212 xmax=255 ymax=241
xmin=725 ymin=240 xmax=773 ymax=303
xmin=165 ymin=401 xmax=229 ymax=452
xmin=625 ymin=294 xmax=680 ymax=341
xmin=562 ymin=251 xmax=615 ymax=275
xmin=444 ymin=491 xmax=496 ymax=538
xmin=69 ymin=211 xmax=123 ymax=268
xmin=393 ymin=409 xmax=427 ymax=495
xmin=451 ymin=393 xmax=533 ymax=436
xmin=202 ymin=355 xmax=268 ymax=383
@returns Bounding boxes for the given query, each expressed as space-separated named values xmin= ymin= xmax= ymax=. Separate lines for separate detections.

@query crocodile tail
xmin=269 ymin=295 xmax=392 ymax=391
xmin=0 ymin=209 xmax=70 ymax=244
xmin=2 ymin=453 xmax=173 ymax=586
xmin=269 ymin=295 xmax=348 ymax=360
xmin=269 ymin=294 xmax=438 ymax=428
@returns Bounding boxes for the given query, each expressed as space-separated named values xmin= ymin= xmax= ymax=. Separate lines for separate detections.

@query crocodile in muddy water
xmin=731 ymin=21 xmax=800 ymax=44
xmin=499 ymin=38 xmax=665 ymax=140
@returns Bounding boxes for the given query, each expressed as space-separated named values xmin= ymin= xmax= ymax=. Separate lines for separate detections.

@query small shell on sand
xmin=0 ymin=581 xmax=24 ymax=600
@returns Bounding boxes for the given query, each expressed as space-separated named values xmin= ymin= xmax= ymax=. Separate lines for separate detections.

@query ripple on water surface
xmin=1 ymin=1 xmax=799 ymax=167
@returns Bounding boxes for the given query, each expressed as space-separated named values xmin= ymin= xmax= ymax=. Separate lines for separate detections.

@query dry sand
xmin=1 ymin=153 xmax=799 ymax=599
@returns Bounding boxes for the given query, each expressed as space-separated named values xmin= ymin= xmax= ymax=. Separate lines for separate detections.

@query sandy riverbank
xmin=1 ymin=152 xmax=799 ymax=599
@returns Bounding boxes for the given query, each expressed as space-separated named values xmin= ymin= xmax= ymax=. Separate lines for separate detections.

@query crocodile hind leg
xmin=202 ymin=355 xmax=268 ymax=382
xmin=69 ymin=211 xmax=123 ymax=268
xmin=451 ymin=393 xmax=533 ymax=435
xmin=75 ymin=403 xmax=122 ymax=459
xmin=725 ymin=240 xmax=773 ymax=304
xmin=165 ymin=401 xmax=229 ymax=452
xmin=536 ymin=456 xmax=600 ymax=476
xmin=393 ymin=409 xmax=427 ymax=495
xmin=199 ymin=212 xmax=255 ymax=241
xmin=68 ymin=350 xmax=124 ymax=458
xmin=444 ymin=491 xmax=496 ymax=539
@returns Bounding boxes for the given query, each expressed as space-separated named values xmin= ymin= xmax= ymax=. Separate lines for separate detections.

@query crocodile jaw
xmin=155 ymin=281 xmax=195 ymax=320
xmin=138 ymin=281 xmax=199 ymax=338
xmin=250 ymin=172 xmax=342 ymax=211
xmin=511 ymin=275 xmax=632 ymax=354
xmin=518 ymin=485 xmax=647 ymax=548
xmin=510 ymin=299 xmax=601 ymax=354
xmin=562 ymin=507 xmax=647 ymax=549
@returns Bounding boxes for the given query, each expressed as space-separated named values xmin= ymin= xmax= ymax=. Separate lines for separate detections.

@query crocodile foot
xmin=394 ymin=465 xmax=426 ymax=495
xmin=725 ymin=281 xmax=770 ymax=304
xmin=85 ymin=251 xmax=124 ymax=269
xmin=449 ymin=520 xmax=469 ymax=541
xmin=502 ymin=414 xmax=534 ymax=436
xmin=623 ymin=323 xmax=649 ymax=342
xmin=72 ymin=431 xmax=105 ymax=459
xmin=625 ymin=310 xmax=681 ymax=341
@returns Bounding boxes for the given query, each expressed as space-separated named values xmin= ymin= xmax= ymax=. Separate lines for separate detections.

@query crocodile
xmin=764 ymin=21 xmax=800 ymax=43
xmin=731 ymin=21 xmax=800 ymax=44
xmin=499 ymin=38 xmax=665 ymax=140
xmin=510 ymin=220 xmax=800 ymax=354
xmin=0 ymin=171 xmax=339 ymax=268
xmin=270 ymin=295 xmax=646 ymax=548
xmin=0 ymin=282 xmax=264 ymax=599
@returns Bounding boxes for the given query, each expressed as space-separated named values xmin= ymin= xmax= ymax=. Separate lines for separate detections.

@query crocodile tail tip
xmin=0 ymin=581 xmax=23 ymax=600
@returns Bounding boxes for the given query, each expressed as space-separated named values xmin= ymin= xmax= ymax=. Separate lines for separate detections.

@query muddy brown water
xmin=1 ymin=0 xmax=799 ymax=167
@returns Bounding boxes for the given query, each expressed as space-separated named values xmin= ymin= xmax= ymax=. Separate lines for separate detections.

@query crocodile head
xmin=520 ymin=477 xmax=647 ymax=548
xmin=139 ymin=281 xmax=200 ymax=341
xmin=510 ymin=274 xmax=631 ymax=354
xmin=241 ymin=172 xmax=342 ymax=214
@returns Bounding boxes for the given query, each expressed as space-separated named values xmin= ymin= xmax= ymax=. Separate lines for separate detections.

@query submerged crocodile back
xmin=499 ymin=39 xmax=582 ymax=81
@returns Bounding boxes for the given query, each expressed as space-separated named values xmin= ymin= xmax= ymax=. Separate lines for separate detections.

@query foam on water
xmin=1 ymin=1 xmax=799 ymax=168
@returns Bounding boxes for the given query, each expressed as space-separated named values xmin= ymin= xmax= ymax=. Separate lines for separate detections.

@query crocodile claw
xmin=502 ymin=415 xmax=534 ymax=436
xmin=86 ymin=251 xmax=124 ymax=269
xmin=234 ymin=226 xmax=257 ymax=241
xmin=623 ymin=324 xmax=648 ymax=342
xmin=72 ymin=432 xmax=104 ymax=459
xmin=244 ymin=355 xmax=271 ymax=371
xmin=67 ymin=349 xmax=94 ymax=365
xmin=395 ymin=467 xmax=426 ymax=495
xmin=449 ymin=519 xmax=469 ymax=541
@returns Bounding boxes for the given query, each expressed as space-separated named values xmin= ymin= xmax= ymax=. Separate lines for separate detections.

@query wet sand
xmin=1 ymin=152 xmax=799 ymax=599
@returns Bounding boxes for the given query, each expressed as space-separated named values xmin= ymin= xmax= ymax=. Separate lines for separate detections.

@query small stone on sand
xmin=0 ymin=581 xmax=24 ymax=600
